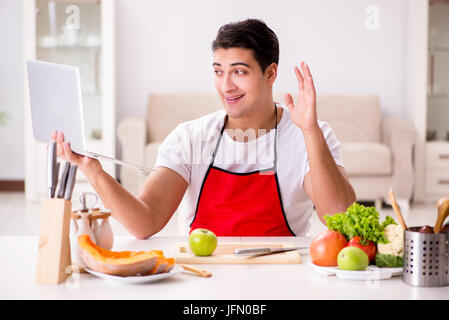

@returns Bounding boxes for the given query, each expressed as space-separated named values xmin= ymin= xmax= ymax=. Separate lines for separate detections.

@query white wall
xmin=115 ymin=0 xmax=408 ymax=128
xmin=0 ymin=0 xmax=409 ymax=179
xmin=0 ymin=0 xmax=25 ymax=180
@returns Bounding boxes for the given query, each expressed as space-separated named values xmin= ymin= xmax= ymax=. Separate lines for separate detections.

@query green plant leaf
xmin=375 ymin=253 xmax=403 ymax=268
xmin=324 ymin=202 xmax=396 ymax=245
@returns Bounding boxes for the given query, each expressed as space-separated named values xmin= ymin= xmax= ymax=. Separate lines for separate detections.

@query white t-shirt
xmin=155 ymin=103 xmax=344 ymax=236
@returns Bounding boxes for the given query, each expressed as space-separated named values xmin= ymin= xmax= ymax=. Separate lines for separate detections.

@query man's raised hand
xmin=285 ymin=62 xmax=319 ymax=134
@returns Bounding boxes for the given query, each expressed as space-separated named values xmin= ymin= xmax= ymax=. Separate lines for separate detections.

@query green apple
xmin=189 ymin=228 xmax=218 ymax=256
xmin=337 ymin=246 xmax=369 ymax=271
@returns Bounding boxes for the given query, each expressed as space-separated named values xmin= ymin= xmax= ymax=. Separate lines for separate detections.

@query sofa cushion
xmin=273 ymin=94 xmax=382 ymax=143
xmin=147 ymin=93 xmax=222 ymax=143
xmin=144 ymin=142 xmax=162 ymax=169
xmin=340 ymin=142 xmax=392 ymax=176
xmin=316 ymin=95 xmax=381 ymax=143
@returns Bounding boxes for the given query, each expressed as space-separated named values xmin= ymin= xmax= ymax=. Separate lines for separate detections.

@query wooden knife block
xmin=35 ymin=198 xmax=72 ymax=284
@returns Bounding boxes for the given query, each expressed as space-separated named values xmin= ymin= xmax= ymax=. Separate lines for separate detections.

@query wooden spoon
xmin=388 ymin=188 xmax=409 ymax=231
xmin=179 ymin=264 xmax=212 ymax=278
xmin=434 ymin=197 xmax=449 ymax=233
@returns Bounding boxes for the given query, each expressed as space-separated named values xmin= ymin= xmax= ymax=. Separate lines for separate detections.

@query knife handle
xmin=179 ymin=264 xmax=212 ymax=278
xmin=234 ymin=247 xmax=272 ymax=255
xmin=56 ymin=161 xmax=71 ymax=198
xmin=52 ymin=162 xmax=60 ymax=198
xmin=64 ymin=164 xmax=77 ymax=201
xmin=47 ymin=141 xmax=57 ymax=198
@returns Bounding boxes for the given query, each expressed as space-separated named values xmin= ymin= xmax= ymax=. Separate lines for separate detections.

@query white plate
xmin=335 ymin=266 xmax=394 ymax=281
xmin=307 ymin=259 xmax=338 ymax=276
xmin=85 ymin=264 xmax=183 ymax=284
xmin=308 ymin=259 xmax=402 ymax=280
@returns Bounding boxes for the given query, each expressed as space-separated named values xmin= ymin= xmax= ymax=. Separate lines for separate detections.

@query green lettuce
xmin=323 ymin=202 xmax=396 ymax=245
xmin=375 ymin=253 xmax=403 ymax=268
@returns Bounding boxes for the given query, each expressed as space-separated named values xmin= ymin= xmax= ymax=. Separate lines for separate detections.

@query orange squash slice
xmin=78 ymin=235 xmax=173 ymax=277
xmin=143 ymin=251 xmax=175 ymax=275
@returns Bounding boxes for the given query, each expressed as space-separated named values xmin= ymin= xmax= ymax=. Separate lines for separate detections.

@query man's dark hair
xmin=212 ymin=19 xmax=279 ymax=73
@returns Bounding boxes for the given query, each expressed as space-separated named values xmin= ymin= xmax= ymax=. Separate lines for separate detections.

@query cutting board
xmin=173 ymin=242 xmax=302 ymax=264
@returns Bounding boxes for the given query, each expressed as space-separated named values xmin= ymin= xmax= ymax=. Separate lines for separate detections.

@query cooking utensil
xmin=434 ymin=196 xmax=449 ymax=233
xmin=47 ymin=141 xmax=57 ymax=198
xmin=388 ymin=188 xmax=409 ymax=230
xmin=79 ymin=192 xmax=98 ymax=212
xmin=56 ymin=161 xmax=70 ymax=198
xmin=64 ymin=164 xmax=77 ymax=201
xmin=234 ymin=246 xmax=308 ymax=257
xmin=179 ymin=264 xmax=212 ymax=277
xmin=403 ymin=227 xmax=449 ymax=287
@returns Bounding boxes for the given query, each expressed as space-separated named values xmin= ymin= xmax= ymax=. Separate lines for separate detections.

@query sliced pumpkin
xmin=78 ymin=235 xmax=174 ymax=277
xmin=144 ymin=255 xmax=175 ymax=275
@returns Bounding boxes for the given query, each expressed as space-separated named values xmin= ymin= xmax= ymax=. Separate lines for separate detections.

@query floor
xmin=0 ymin=191 xmax=440 ymax=238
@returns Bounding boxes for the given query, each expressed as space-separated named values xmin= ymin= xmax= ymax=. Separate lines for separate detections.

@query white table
xmin=1 ymin=236 xmax=448 ymax=300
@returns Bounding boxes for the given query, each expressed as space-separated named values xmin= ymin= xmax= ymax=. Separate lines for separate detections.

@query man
xmin=55 ymin=19 xmax=355 ymax=238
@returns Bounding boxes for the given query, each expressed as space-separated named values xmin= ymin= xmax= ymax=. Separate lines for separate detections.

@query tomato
xmin=346 ymin=236 xmax=376 ymax=262
xmin=310 ymin=230 xmax=347 ymax=267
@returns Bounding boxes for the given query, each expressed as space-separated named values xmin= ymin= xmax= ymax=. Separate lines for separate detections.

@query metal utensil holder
xmin=402 ymin=227 xmax=449 ymax=287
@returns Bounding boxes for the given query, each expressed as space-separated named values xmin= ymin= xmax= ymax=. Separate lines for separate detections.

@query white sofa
xmin=117 ymin=93 xmax=222 ymax=195
xmin=313 ymin=94 xmax=416 ymax=213
xmin=117 ymin=93 xmax=416 ymax=213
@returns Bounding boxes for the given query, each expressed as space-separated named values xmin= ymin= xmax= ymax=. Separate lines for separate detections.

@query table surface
xmin=2 ymin=236 xmax=448 ymax=300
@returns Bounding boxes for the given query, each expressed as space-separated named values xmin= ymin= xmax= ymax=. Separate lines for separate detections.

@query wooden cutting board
xmin=173 ymin=242 xmax=302 ymax=264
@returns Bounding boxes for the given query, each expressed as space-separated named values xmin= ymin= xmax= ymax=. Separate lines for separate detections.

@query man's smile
xmin=225 ymin=93 xmax=245 ymax=104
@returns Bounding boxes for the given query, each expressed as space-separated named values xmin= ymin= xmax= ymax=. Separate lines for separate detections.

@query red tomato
xmin=347 ymin=236 xmax=376 ymax=262
xmin=310 ymin=230 xmax=347 ymax=267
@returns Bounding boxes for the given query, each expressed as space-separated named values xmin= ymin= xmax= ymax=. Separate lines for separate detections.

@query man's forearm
xmin=303 ymin=127 xmax=356 ymax=219
xmin=85 ymin=169 xmax=157 ymax=239
xmin=284 ymin=62 xmax=355 ymax=219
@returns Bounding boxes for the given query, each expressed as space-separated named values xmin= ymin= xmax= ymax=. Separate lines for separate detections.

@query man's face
xmin=213 ymin=47 xmax=276 ymax=119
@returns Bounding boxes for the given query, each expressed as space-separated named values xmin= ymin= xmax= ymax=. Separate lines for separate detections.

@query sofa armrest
xmin=117 ymin=116 xmax=146 ymax=194
xmin=382 ymin=116 xmax=417 ymax=200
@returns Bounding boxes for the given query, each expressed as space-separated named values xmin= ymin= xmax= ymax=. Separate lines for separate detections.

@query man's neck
xmin=226 ymin=102 xmax=280 ymax=130
xmin=225 ymin=100 xmax=283 ymax=141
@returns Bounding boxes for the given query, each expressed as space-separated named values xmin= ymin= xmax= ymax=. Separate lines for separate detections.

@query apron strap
xmin=209 ymin=115 xmax=228 ymax=165
xmin=210 ymin=103 xmax=278 ymax=171
xmin=273 ymin=104 xmax=278 ymax=173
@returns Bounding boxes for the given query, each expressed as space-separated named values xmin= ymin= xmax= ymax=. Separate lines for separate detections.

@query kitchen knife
xmin=53 ymin=162 xmax=60 ymax=197
xmin=47 ymin=141 xmax=57 ymax=198
xmin=64 ymin=164 xmax=77 ymax=201
xmin=234 ymin=246 xmax=308 ymax=257
xmin=56 ymin=161 xmax=70 ymax=198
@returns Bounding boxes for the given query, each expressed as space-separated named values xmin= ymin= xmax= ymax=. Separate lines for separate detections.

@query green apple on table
xmin=337 ymin=246 xmax=369 ymax=271
xmin=189 ymin=228 xmax=218 ymax=256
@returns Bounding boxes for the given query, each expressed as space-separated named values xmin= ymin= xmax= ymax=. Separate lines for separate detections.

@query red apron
xmin=190 ymin=106 xmax=295 ymax=236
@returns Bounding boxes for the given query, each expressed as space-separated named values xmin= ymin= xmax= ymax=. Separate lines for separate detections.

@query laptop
xmin=27 ymin=59 xmax=151 ymax=173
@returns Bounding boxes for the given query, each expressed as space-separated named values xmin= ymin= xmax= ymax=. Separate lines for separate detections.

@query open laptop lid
xmin=27 ymin=59 xmax=86 ymax=155
xmin=27 ymin=60 xmax=152 ymax=173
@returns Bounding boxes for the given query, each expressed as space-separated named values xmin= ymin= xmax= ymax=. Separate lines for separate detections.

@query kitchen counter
xmin=1 ymin=235 xmax=448 ymax=300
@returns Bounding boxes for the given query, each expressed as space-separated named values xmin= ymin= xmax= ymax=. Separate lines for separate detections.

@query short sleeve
xmin=154 ymin=123 xmax=192 ymax=184
xmin=304 ymin=121 xmax=344 ymax=175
